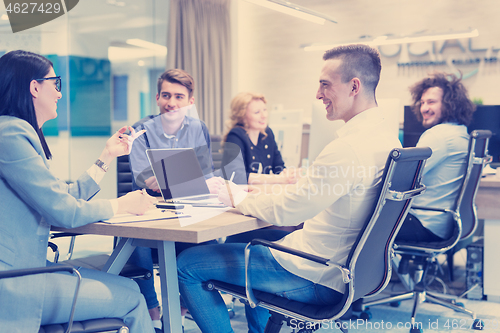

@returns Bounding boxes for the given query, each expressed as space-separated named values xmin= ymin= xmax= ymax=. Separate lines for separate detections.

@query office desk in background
xmin=53 ymin=208 xmax=269 ymax=333
xmin=476 ymin=175 xmax=500 ymax=302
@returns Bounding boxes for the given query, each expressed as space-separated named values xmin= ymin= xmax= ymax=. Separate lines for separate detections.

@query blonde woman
xmin=222 ymin=92 xmax=298 ymax=184
xmin=222 ymin=92 xmax=302 ymax=244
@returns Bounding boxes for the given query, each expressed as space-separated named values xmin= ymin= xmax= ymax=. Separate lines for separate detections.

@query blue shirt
xmin=129 ymin=115 xmax=214 ymax=191
xmin=410 ymin=123 xmax=469 ymax=239
xmin=222 ymin=126 xmax=285 ymax=184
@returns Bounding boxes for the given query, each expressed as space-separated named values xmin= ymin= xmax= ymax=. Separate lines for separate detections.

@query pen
xmin=229 ymin=171 xmax=235 ymax=183
xmin=225 ymin=176 xmax=235 ymax=207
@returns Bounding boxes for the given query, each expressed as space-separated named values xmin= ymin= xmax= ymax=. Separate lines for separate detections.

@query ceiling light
xmin=106 ymin=0 xmax=126 ymax=7
xmin=244 ymin=0 xmax=336 ymax=25
xmin=126 ymin=39 xmax=167 ymax=54
xmin=108 ymin=45 xmax=166 ymax=62
xmin=303 ymin=29 xmax=479 ymax=52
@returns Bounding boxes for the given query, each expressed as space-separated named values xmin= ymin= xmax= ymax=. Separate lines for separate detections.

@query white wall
xmin=233 ymin=0 xmax=500 ymax=124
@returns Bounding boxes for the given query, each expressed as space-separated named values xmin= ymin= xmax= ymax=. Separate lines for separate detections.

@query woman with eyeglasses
xmin=0 ymin=50 xmax=156 ymax=332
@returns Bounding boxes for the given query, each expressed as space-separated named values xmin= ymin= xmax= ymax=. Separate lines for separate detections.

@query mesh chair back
xmin=346 ymin=147 xmax=431 ymax=302
xmin=458 ymin=130 xmax=492 ymax=240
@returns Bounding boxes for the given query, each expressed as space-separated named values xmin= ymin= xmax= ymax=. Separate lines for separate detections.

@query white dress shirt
xmin=236 ymin=107 xmax=402 ymax=293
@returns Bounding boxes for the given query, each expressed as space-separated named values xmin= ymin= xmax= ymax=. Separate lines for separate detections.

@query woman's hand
xmin=117 ymin=189 xmax=157 ymax=215
xmin=99 ymin=126 xmax=146 ymax=165
xmin=106 ymin=126 xmax=146 ymax=158
xmin=279 ymin=168 xmax=302 ymax=184
xmin=206 ymin=176 xmax=226 ymax=194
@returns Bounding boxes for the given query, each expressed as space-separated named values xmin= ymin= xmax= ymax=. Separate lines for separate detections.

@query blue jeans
xmin=128 ymin=241 xmax=217 ymax=309
xmin=41 ymin=262 xmax=154 ymax=333
xmin=177 ymin=243 xmax=343 ymax=333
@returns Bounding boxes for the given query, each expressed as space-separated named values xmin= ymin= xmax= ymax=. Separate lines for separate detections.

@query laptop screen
xmin=146 ymin=148 xmax=210 ymax=200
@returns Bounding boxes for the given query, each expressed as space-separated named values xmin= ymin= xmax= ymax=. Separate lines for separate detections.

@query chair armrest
xmin=244 ymin=239 xmax=352 ymax=308
xmin=0 ymin=265 xmax=82 ymax=333
xmin=0 ymin=265 xmax=75 ymax=279
xmin=50 ymin=232 xmax=83 ymax=239
xmin=411 ymin=206 xmax=458 ymax=221
xmin=250 ymin=239 xmax=329 ymax=265
xmin=49 ymin=232 xmax=83 ymax=261
xmin=411 ymin=205 xmax=447 ymax=213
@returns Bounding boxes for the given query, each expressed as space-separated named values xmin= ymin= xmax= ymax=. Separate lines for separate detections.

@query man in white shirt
xmin=396 ymin=72 xmax=475 ymax=242
xmin=176 ymin=44 xmax=402 ymax=333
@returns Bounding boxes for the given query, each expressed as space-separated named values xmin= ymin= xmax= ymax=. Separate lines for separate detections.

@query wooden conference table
xmin=51 ymin=177 xmax=500 ymax=331
xmin=52 ymin=207 xmax=270 ymax=333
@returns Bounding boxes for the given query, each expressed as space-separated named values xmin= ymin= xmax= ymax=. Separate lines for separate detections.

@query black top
xmin=222 ymin=126 xmax=285 ymax=183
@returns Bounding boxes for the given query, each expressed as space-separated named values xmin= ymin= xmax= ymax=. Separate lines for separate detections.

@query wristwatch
xmin=95 ymin=159 xmax=109 ymax=172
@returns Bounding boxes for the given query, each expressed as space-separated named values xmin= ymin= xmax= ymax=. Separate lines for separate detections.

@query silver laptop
xmin=146 ymin=148 xmax=218 ymax=203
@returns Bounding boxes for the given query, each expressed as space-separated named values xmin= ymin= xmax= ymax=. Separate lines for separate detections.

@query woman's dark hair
xmin=410 ymin=72 xmax=476 ymax=126
xmin=0 ymin=50 xmax=54 ymax=159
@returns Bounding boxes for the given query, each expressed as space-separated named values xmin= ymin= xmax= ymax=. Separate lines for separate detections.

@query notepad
xmin=102 ymin=209 xmax=189 ymax=224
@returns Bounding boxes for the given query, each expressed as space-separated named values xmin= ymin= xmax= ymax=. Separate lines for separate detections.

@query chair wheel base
xmin=359 ymin=310 xmax=372 ymax=320
xmin=390 ymin=301 xmax=401 ymax=307
xmin=472 ymin=319 xmax=484 ymax=330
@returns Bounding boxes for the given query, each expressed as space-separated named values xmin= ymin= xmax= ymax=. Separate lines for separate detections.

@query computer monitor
xmin=403 ymin=105 xmax=500 ymax=165
xmin=403 ymin=106 xmax=426 ymax=147
xmin=468 ymin=105 xmax=500 ymax=164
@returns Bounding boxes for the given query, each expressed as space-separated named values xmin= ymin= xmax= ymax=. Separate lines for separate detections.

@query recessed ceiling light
xmin=243 ymin=0 xmax=336 ymax=25
xmin=106 ymin=0 xmax=126 ymax=7
xmin=303 ymin=29 xmax=480 ymax=52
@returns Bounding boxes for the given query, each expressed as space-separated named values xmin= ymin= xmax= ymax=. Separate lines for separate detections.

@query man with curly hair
xmin=396 ymin=72 xmax=476 ymax=242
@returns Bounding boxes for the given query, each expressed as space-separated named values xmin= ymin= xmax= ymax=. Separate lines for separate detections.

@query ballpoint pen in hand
xmin=225 ymin=172 xmax=236 ymax=207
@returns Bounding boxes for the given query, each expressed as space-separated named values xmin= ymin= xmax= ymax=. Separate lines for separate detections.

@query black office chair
xmin=210 ymin=134 xmax=224 ymax=171
xmin=0 ymin=265 xmax=128 ymax=333
xmin=444 ymin=130 xmax=492 ymax=281
xmin=362 ymin=130 xmax=492 ymax=332
xmin=206 ymin=147 xmax=431 ymax=333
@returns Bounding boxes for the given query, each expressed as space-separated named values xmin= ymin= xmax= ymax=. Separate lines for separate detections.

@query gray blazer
xmin=0 ymin=116 xmax=114 ymax=332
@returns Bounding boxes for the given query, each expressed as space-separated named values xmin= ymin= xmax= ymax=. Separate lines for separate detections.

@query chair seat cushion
xmin=39 ymin=318 xmax=127 ymax=333
xmin=396 ymin=223 xmax=460 ymax=252
xmin=208 ymin=280 xmax=345 ymax=320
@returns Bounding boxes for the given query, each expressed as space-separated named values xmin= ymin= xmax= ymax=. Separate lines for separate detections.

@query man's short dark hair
xmin=157 ymin=69 xmax=194 ymax=98
xmin=323 ymin=44 xmax=381 ymax=96
xmin=410 ymin=72 xmax=475 ymax=126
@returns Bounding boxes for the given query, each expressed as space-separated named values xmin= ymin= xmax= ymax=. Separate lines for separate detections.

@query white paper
xmin=102 ymin=209 xmax=189 ymax=224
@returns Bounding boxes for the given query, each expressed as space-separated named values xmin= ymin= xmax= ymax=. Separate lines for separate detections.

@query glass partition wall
xmin=0 ymin=0 xmax=168 ymax=199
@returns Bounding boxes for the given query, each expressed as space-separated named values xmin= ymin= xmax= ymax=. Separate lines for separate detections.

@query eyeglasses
xmin=35 ymin=76 xmax=61 ymax=92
